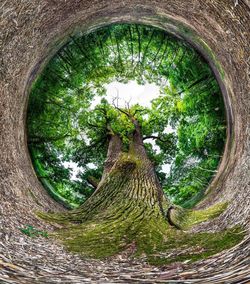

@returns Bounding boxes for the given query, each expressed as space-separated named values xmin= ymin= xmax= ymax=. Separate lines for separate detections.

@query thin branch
xmin=177 ymin=75 xmax=210 ymax=95
xmin=143 ymin=135 xmax=168 ymax=143
xmin=133 ymin=108 xmax=146 ymax=116
xmin=86 ymin=121 xmax=100 ymax=129
xmin=112 ymin=96 xmax=131 ymax=118
xmin=86 ymin=176 xmax=99 ymax=189
xmin=116 ymin=106 xmax=131 ymax=118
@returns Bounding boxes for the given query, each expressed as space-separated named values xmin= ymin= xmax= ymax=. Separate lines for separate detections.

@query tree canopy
xmin=27 ymin=23 xmax=226 ymax=208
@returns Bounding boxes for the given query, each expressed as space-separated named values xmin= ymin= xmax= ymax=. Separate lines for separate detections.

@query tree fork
xmin=41 ymin=117 xmax=181 ymax=257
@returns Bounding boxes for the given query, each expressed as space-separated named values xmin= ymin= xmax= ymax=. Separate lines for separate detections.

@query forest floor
xmin=1 ymin=0 xmax=249 ymax=283
xmin=0 ymin=213 xmax=249 ymax=284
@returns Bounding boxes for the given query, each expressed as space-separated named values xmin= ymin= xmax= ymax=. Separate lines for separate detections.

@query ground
xmin=0 ymin=0 xmax=249 ymax=283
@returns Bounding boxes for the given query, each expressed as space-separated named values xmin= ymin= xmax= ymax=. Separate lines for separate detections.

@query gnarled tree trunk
xmin=47 ymin=118 xmax=175 ymax=257
xmin=72 ymin=117 xmax=170 ymax=222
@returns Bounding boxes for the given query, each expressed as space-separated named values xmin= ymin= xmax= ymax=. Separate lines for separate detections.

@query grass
xmin=18 ymin=225 xmax=48 ymax=238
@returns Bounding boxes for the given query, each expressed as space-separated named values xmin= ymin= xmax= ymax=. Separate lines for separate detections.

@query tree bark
xmin=96 ymin=134 xmax=123 ymax=191
xmin=66 ymin=117 xmax=170 ymax=224
xmin=51 ymin=118 xmax=175 ymax=257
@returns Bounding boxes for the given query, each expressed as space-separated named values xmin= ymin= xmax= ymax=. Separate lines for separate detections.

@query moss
xmin=146 ymin=226 xmax=245 ymax=266
xmin=36 ymin=159 xmax=235 ymax=265
xmin=36 ymin=200 xmax=245 ymax=266
xmin=51 ymin=216 xmax=244 ymax=265
xmin=120 ymin=152 xmax=143 ymax=167
xmin=59 ymin=223 xmax=125 ymax=258
xmin=37 ymin=198 xmax=170 ymax=258
xmin=171 ymin=202 xmax=228 ymax=230
xmin=36 ymin=210 xmax=76 ymax=224
xmin=51 ymin=206 xmax=169 ymax=258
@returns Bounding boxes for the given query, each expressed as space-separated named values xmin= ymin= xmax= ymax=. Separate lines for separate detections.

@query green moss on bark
xmin=146 ymin=226 xmax=244 ymax=266
xmin=46 ymin=198 xmax=169 ymax=258
xmin=37 ymin=202 xmax=244 ymax=265
xmin=170 ymin=202 xmax=228 ymax=230
xmin=36 ymin=135 xmax=239 ymax=265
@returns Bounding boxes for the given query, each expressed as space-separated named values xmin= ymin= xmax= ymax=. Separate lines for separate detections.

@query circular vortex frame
xmin=0 ymin=1 xmax=249 ymax=283
xmin=26 ymin=15 xmax=234 ymax=211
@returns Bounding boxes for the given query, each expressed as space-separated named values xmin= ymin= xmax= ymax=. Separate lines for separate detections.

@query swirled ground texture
xmin=0 ymin=0 xmax=249 ymax=283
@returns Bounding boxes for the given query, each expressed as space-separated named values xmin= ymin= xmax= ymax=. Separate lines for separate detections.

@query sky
xmin=91 ymin=80 xmax=161 ymax=109
xmin=64 ymin=80 xmax=173 ymax=180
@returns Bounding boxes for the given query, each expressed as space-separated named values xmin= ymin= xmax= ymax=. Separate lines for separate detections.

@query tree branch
xmin=143 ymin=135 xmax=168 ymax=143
xmin=86 ymin=176 xmax=99 ymax=189
xmin=86 ymin=121 xmax=100 ymax=129
xmin=177 ymin=75 xmax=210 ymax=95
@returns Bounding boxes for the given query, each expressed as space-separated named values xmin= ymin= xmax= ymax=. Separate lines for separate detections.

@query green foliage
xmin=27 ymin=23 xmax=226 ymax=207
xmin=18 ymin=225 xmax=48 ymax=238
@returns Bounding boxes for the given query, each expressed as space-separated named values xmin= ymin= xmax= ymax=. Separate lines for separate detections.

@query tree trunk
xmin=49 ymin=118 xmax=175 ymax=257
xmin=67 ymin=118 xmax=169 ymax=222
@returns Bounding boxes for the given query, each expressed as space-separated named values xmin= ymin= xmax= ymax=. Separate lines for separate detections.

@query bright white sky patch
xmin=163 ymin=125 xmax=175 ymax=134
xmin=90 ymin=80 xmax=161 ymax=109
xmin=62 ymin=161 xmax=98 ymax=181
xmin=162 ymin=163 xmax=171 ymax=175
xmin=63 ymin=161 xmax=83 ymax=181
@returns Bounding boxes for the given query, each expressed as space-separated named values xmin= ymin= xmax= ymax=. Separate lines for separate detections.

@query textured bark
xmin=50 ymin=118 xmax=173 ymax=259
xmin=69 ymin=118 xmax=169 ymax=225
xmin=98 ymin=134 xmax=122 ymax=186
